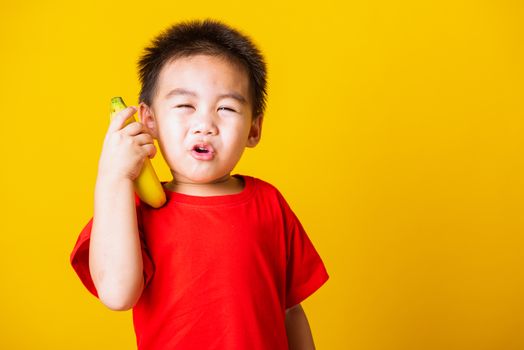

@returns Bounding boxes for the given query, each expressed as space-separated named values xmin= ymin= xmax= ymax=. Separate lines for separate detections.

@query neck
xmin=164 ymin=174 xmax=244 ymax=196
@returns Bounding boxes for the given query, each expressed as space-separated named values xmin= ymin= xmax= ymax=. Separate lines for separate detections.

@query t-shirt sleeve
xmin=282 ymin=197 xmax=330 ymax=309
xmin=69 ymin=197 xmax=155 ymax=298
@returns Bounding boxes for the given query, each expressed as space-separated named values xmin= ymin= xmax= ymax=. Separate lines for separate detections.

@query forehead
xmin=156 ymin=54 xmax=251 ymax=101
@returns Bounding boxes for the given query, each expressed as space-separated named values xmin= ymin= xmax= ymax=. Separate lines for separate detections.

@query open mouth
xmin=191 ymin=143 xmax=215 ymax=160
xmin=194 ymin=145 xmax=210 ymax=153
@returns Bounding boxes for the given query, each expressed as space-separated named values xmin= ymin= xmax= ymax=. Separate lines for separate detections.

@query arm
xmin=89 ymin=177 xmax=144 ymax=311
xmin=285 ymin=304 xmax=316 ymax=350
xmin=88 ymin=106 xmax=156 ymax=311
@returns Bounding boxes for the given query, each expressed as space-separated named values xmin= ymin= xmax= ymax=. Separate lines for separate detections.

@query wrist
xmin=95 ymin=174 xmax=134 ymax=195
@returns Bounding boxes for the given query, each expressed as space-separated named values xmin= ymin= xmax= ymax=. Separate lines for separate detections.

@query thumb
xmin=108 ymin=106 xmax=137 ymax=133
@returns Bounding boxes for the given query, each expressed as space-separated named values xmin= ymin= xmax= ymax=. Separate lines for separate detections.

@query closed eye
xmin=218 ymin=107 xmax=236 ymax=112
xmin=176 ymin=104 xmax=193 ymax=109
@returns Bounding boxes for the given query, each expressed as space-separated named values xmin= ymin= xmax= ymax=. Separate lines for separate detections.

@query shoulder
xmin=241 ymin=175 xmax=303 ymax=232
xmin=243 ymin=175 xmax=286 ymax=199
xmin=241 ymin=175 xmax=295 ymax=212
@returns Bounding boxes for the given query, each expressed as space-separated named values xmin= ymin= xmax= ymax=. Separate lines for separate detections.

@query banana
xmin=110 ymin=97 xmax=166 ymax=208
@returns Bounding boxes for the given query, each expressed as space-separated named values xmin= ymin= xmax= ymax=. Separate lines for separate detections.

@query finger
xmin=121 ymin=121 xmax=146 ymax=136
xmin=108 ymin=106 xmax=137 ymax=133
xmin=141 ymin=143 xmax=157 ymax=159
xmin=133 ymin=132 xmax=154 ymax=145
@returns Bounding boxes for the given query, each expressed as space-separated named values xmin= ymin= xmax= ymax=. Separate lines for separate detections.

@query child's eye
xmin=176 ymin=104 xmax=192 ymax=108
xmin=218 ymin=107 xmax=236 ymax=112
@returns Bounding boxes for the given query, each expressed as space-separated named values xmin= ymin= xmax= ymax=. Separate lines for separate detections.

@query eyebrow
xmin=165 ymin=88 xmax=247 ymax=104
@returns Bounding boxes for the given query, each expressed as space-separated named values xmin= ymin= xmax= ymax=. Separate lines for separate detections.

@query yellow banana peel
xmin=110 ymin=97 xmax=166 ymax=208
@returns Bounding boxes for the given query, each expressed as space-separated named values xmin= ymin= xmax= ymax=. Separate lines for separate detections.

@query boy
xmin=70 ymin=19 xmax=329 ymax=349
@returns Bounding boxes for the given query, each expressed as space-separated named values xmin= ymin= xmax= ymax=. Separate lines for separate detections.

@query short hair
xmin=137 ymin=19 xmax=267 ymax=118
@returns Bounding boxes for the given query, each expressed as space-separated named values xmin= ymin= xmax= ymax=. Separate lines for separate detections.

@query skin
xmin=286 ymin=304 xmax=316 ymax=350
xmin=91 ymin=53 xmax=315 ymax=348
xmin=138 ymin=54 xmax=263 ymax=196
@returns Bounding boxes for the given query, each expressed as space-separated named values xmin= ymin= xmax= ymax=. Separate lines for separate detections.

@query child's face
xmin=139 ymin=54 xmax=262 ymax=184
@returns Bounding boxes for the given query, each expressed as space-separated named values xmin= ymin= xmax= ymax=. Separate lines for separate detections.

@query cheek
xmin=156 ymin=121 xmax=187 ymax=153
xmin=226 ymin=128 xmax=251 ymax=158
xmin=158 ymin=117 xmax=185 ymax=137
xmin=226 ymin=122 xmax=250 ymax=143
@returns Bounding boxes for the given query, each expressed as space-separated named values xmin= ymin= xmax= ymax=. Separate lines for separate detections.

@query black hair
xmin=138 ymin=18 xmax=267 ymax=118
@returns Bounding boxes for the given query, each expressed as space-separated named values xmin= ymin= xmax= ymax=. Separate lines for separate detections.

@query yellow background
xmin=1 ymin=0 xmax=523 ymax=349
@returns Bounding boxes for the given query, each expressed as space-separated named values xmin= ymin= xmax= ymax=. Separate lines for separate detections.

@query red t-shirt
xmin=70 ymin=175 xmax=329 ymax=349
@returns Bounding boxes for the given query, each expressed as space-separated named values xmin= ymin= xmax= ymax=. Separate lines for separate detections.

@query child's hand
xmin=97 ymin=106 xmax=157 ymax=182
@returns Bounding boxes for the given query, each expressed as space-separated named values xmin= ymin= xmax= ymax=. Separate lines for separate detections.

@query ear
xmin=138 ymin=102 xmax=159 ymax=139
xmin=246 ymin=115 xmax=263 ymax=148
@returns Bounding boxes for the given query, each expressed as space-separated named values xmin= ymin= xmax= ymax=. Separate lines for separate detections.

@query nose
xmin=191 ymin=111 xmax=218 ymax=136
